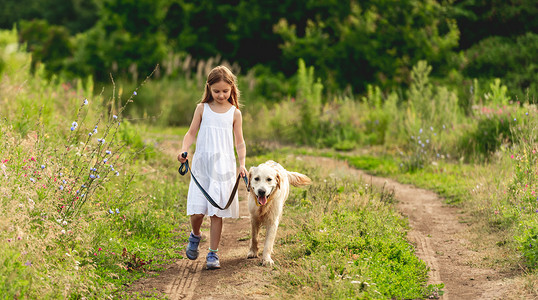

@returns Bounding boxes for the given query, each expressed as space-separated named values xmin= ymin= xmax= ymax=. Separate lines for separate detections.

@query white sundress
xmin=186 ymin=103 xmax=239 ymax=218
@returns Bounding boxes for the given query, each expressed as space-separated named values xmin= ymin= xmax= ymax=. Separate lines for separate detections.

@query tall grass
xmin=0 ymin=29 xmax=189 ymax=298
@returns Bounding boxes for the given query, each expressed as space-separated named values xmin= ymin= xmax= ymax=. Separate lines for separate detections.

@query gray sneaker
xmin=206 ymin=251 xmax=221 ymax=270
xmin=186 ymin=232 xmax=201 ymax=260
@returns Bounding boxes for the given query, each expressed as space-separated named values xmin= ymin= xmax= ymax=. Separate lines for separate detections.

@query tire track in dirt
xmin=167 ymin=260 xmax=203 ymax=300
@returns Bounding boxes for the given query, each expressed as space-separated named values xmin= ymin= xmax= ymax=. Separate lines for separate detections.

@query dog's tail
xmin=287 ymin=171 xmax=312 ymax=187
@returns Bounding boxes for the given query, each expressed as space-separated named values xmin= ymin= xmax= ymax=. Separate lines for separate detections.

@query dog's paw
xmin=262 ymin=258 xmax=274 ymax=267
xmin=247 ymin=250 xmax=258 ymax=259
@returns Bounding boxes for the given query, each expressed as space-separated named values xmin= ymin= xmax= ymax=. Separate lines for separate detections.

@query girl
xmin=177 ymin=65 xmax=247 ymax=270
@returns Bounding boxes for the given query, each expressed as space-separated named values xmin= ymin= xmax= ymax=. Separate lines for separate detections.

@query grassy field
xmin=2 ymin=28 xmax=538 ymax=298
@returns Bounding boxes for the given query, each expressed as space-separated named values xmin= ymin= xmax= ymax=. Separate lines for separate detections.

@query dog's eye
xmin=254 ymin=177 xmax=260 ymax=181
xmin=267 ymin=178 xmax=272 ymax=182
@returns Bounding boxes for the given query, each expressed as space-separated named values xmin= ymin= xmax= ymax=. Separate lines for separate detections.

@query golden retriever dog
xmin=247 ymin=160 xmax=312 ymax=266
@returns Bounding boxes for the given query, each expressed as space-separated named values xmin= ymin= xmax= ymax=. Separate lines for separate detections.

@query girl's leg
xmin=209 ymin=215 xmax=223 ymax=250
xmin=186 ymin=214 xmax=204 ymax=260
xmin=190 ymin=214 xmax=204 ymax=236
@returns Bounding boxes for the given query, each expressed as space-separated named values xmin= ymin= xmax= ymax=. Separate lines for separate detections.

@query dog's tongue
xmin=257 ymin=195 xmax=267 ymax=206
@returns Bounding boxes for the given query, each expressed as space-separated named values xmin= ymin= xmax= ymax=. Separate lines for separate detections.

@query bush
xmin=463 ymin=33 xmax=538 ymax=101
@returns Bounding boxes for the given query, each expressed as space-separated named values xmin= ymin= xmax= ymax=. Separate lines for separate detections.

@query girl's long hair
xmin=201 ymin=65 xmax=241 ymax=108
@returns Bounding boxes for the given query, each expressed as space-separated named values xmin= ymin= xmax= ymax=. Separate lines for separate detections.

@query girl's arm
xmin=233 ymin=109 xmax=247 ymax=176
xmin=177 ymin=103 xmax=203 ymax=162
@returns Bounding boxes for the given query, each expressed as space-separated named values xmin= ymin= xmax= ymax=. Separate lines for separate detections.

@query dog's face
xmin=248 ymin=165 xmax=280 ymax=206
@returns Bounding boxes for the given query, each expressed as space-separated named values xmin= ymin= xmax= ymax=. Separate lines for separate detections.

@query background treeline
xmin=1 ymin=0 xmax=537 ymax=101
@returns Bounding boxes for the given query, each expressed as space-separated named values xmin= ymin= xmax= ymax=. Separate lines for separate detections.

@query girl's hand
xmin=177 ymin=152 xmax=187 ymax=163
xmin=239 ymin=166 xmax=248 ymax=178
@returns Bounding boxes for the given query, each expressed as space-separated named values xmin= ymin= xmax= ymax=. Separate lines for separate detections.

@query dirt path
xmin=310 ymin=157 xmax=513 ymax=300
xmin=128 ymin=152 xmax=516 ymax=299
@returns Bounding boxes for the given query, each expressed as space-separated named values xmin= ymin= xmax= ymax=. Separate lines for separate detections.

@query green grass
xmin=247 ymin=153 xmax=443 ymax=299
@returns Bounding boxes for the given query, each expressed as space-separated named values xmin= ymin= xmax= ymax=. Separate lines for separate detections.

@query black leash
xmin=178 ymin=152 xmax=248 ymax=210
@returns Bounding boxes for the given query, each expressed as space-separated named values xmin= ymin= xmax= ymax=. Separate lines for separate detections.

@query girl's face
xmin=210 ymin=80 xmax=232 ymax=104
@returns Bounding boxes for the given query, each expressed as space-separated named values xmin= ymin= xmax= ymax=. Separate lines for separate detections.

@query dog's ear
xmin=275 ymin=172 xmax=282 ymax=190
xmin=247 ymin=167 xmax=256 ymax=191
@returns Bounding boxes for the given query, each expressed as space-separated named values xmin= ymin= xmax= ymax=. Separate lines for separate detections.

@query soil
xmin=127 ymin=151 xmax=524 ymax=300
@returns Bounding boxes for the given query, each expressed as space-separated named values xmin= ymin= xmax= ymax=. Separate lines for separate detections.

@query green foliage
xmin=0 ymin=28 xmax=32 ymax=78
xmin=275 ymin=0 xmax=459 ymax=93
xmin=451 ymin=0 xmax=538 ymax=49
xmin=18 ymin=19 xmax=75 ymax=78
xmin=69 ymin=0 xmax=169 ymax=81
xmin=0 ymin=0 xmax=98 ymax=34
xmin=0 ymin=248 xmax=32 ymax=298
xmin=516 ymin=219 xmax=538 ymax=270
xmin=458 ymin=111 xmax=513 ymax=161
xmin=295 ymin=59 xmax=323 ymax=144
xmin=462 ymin=33 xmax=538 ymax=101
xmin=398 ymin=61 xmax=459 ymax=170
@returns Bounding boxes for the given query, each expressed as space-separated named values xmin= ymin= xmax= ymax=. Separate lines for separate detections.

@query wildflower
xmin=90 ymin=174 xmax=95 ymax=179
xmin=535 ymin=209 xmax=538 ymax=213
xmin=108 ymin=209 xmax=114 ymax=214
xmin=61 ymin=229 xmax=66 ymax=234
xmin=419 ymin=128 xmax=423 ymax=134
xmin=41 ymin=165 xmax=45 ymax=169
xmin=24 ymin=261 xmax=32 ymax=266
xmin=59 ymin=185 xmax=64 ymax=191
xmin=110 ymin=165 xmax=114 ymax=171
xmin=30 ymin=157 xmax=35 ymax=161
xmin=116 ymin=208 xmax=120 ymax=214
xmin=81 ymin=184 xmax=86 ymax=188
xmin=106 ymin=150 xmax=111 ymax=155
xmin=89 ymin=132 xmax=93 ymax=136
xmin=93 ymin=128 xmax=98 ymax=134
xmin=91 ymin=168 xmax=97 ymax=172
xmin=17 ymin=236 xmax=22 ymax=240
xmin=514 ymin=118 xmax=517 ymax=122
xmin=72 ymin=121 xmax=78 ymax=129
xmin=83 ymin=99 xmax=88 ymax=105
xmin=62 ymin=220 xmax=67 ymax=226
xmin=30 ymin=178 xmax=35 ymax=183
xmin=113 ymin=115 xmax=118 ymax=119
xmin=98 ymin=247 xmax=102 ymax=251
xmin=526 ymin=112 xmax=529 ymax=116
xmin=133 ymin=91 xmax=137 ymax=96
xmin=103 ymin=158 xmax=108 ymax=163
xmin=115 ymin=171 xmax=119 ymax=176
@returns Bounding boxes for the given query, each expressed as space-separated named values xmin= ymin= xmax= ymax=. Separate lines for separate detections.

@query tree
xmin=275 ymin=0 xmax=459 ymax=93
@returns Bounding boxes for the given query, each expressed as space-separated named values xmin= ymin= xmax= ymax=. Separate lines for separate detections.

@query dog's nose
xmin=258 ymin=189 xmax=266 ymax=197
